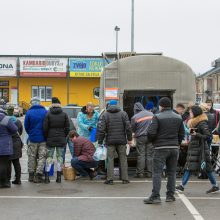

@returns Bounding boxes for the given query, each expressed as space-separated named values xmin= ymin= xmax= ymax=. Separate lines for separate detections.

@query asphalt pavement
xmin=2 ymin=116 xmax=219 ymax=220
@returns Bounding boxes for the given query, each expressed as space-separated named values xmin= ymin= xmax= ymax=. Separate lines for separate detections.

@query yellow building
xmin=0 ymin=56 xmax=102 ymax=108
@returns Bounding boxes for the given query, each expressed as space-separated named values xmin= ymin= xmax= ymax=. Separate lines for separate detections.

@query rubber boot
xmin=56 ymin=171 xmax=62 ymax=183
xmin=45 ymin=172 xmax=50 ymax=184
xmin=28 ymin=173 xmax=34 ymax=182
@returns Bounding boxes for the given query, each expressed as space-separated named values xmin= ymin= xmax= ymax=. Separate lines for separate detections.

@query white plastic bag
xmin=126 ymin=144 xmax=130 ymax=156
xmin=93 ymin=145 xmax=107 ymax=161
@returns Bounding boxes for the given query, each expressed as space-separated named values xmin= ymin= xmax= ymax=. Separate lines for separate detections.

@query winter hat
xmin=7 ymin=106 xmax=14 ymax=116
xmin=108 ymin=100 xmax=118 ymax=106
xmin=159 ymin=97 xmax=171 ymax=108
xmin=145 ymin=101 xmax=154 ymax=110
xmin=52 ymin=97 xmax=61 ymax=104
xmin=30 ymin=97 xmax=40 ymax=105
xmin=191 ymin=105 xmax=203 ymax=117
xmin=199 ymin=103 xmax=209 ymax=112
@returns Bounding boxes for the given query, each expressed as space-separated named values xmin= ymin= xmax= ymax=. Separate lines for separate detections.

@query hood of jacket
xmin=134 ymin=102 xmax=145 ymax=114
xmin=187 ymin=113 xmax=208 ymax=128
xmin=49 ymin=106 xmax=62 ymax=114
xmin=107 ymin=105 xmax=121 ymax=113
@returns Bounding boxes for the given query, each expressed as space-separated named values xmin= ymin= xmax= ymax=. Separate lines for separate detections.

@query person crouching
xmin=69 ymin=130 xmax=98 ymax=180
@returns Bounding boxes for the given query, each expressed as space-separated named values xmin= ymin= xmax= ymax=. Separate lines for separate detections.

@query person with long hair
xmin=176 ymin=105 xmax=219 ymax=194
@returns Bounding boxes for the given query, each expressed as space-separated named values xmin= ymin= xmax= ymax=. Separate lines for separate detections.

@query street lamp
xmin=114 ymin=26 xmax=120 ymax=60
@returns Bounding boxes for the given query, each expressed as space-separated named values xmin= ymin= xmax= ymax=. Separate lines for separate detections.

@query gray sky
xmin=0 ymin=0 xmax=219 ymax=73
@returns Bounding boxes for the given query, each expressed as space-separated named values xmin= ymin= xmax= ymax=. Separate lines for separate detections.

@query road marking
xmin=0 ymin=196 xmax=219 ymax=200
xmin=19 ymin=179 xmax=220 ymax=183
xmin=177 ymin=192 xmax=204 ymax=220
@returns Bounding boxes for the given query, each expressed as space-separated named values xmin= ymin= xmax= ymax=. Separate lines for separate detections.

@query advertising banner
xmin=0 ymin=58 xmax=17 ymax=77
xmin=69 ymin=58 xmax=111 ymax=77
xmin=105 ymin=88 xmax=119 ymax=100
xmin=20 ymin=57 xmax=67 ymax=77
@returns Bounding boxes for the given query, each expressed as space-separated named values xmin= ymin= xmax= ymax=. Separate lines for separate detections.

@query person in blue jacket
xmin=0 ymin=108 xmax=18 ymax=188
xmin=24 ymin=97 xmax=47 ymax=183
xmin=77 ymin=102 xmax=99 ymax=140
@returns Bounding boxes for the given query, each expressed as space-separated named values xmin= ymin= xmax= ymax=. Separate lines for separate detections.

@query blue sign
xmin=69 ymin=58 xmax=113 ymax=77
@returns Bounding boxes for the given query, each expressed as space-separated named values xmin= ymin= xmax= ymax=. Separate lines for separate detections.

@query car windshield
xmin=213 ymin=104 xmax=220 ymax=110
xmin=62 ymin=107 xmax=81 ymax=118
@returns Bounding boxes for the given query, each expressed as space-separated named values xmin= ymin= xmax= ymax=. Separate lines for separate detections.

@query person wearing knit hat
xmin=52 ymin=97 xmax=61 ymax=104
xmin=144 ymin=97 xmax=185 ymax=204
xmin=43 ymin=97 xmax=70 ymax=184
xmin=25 ymin=96 xmax=47 ymax=183
xmin=158 ymin=97 xmax=172 ymax=109
xmin=108 ymin=100 xmax=118 ymax=106
xmin=7 ymin=106 xmax=23 ymax=185
xmin=176 ymin=105 xmax=219 ymax=194
xmin=145 ymin=101 xmax=154 ymax=111
xmin=0 ymin=107 xmax=18 ymax=188
xmin=30 ymin=97 xmax=40 ymax=106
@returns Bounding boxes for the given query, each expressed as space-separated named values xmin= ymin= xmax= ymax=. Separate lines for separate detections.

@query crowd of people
xmin=0 ymin=96 xmax=220 ymax=205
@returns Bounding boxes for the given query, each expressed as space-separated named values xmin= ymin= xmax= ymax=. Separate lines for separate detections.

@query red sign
xmin=20 ymin=72 xmax=66 ymax=77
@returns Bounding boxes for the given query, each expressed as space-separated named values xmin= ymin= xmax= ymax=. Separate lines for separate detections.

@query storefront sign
xmin=20 ymin=58 xmax=67 ymax=77
xmin=0 ymin=58 xmax=17 ymax=77
xmin=69 ymin=58 xmax=111 ymax=77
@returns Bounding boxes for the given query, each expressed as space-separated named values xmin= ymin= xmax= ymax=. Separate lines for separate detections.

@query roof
xmin=197 ymin=66 xmax=220 ymax=79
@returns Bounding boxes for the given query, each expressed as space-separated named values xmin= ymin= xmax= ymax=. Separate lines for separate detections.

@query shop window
xmin=32 ymin=86 xmax=52 ymax=102
xmin=0 ymin=88 xmax=9 ymax=102
xmin=93 ymin=87 xmax=100 ymax=99
xmin=0 ymin=81 xmax=9 ymax=86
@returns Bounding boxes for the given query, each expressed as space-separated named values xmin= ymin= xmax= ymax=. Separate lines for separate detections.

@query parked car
xmin=62 ymin=106 xmax=82 ymax=129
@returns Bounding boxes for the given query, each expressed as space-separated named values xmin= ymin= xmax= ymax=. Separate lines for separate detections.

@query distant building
xmin=196 ymin=58 xmax=220 ymax=103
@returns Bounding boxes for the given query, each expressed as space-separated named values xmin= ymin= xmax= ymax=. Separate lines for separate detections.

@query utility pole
xmin=131 ymin=0 xmax=134 ymax=52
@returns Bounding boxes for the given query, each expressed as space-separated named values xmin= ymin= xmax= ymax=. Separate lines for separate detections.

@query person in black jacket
xmin=97 ymin=100 xmax=132 ymax=185
xmin=144 ymin=97 xmax=185 ymax=204
xmin=7 ymin=106 xmax=23 ymax=185
xmin=176 ymin=106 xmax=219 ymax=194
xmin=43 ymin=97 xmax=70 ymax=183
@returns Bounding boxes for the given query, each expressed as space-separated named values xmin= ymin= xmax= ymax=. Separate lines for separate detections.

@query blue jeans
xmin=182 ymin=170 xmax=217 ymax=186
xmin=62 ymin=139 xmax=74 ymax=164
xmin=71 ymin=157 xmax=98 ymax=177
xmin=152 ymin=149 xmax=179 ymax=197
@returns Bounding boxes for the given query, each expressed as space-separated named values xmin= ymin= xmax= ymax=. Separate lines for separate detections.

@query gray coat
xmin=131 ymin=102 xmax=154 ymax=138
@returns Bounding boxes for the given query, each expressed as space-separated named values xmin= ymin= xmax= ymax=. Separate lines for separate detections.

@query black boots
xmin=0 ymin=179 xmax=11 ymax=188
xmin=12 ymin=179 xmax=21 ymax=185
xmin=45 ymin=172 xmax=50 ymax=184
xmin=28 ymin=173 xmax=34 ymax=182
xmin=33 ymin=173 xmax=43 ymax=183
xmin=56 ymin=171 xmax=62 ymax=183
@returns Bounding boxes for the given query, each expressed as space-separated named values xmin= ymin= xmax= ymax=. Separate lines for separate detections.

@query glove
xmin=88 ymin=126 xmax=93 ymax=131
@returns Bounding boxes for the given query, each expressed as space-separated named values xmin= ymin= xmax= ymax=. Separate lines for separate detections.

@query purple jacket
xmin=0 ymin=112 xmax=18 ymax=156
